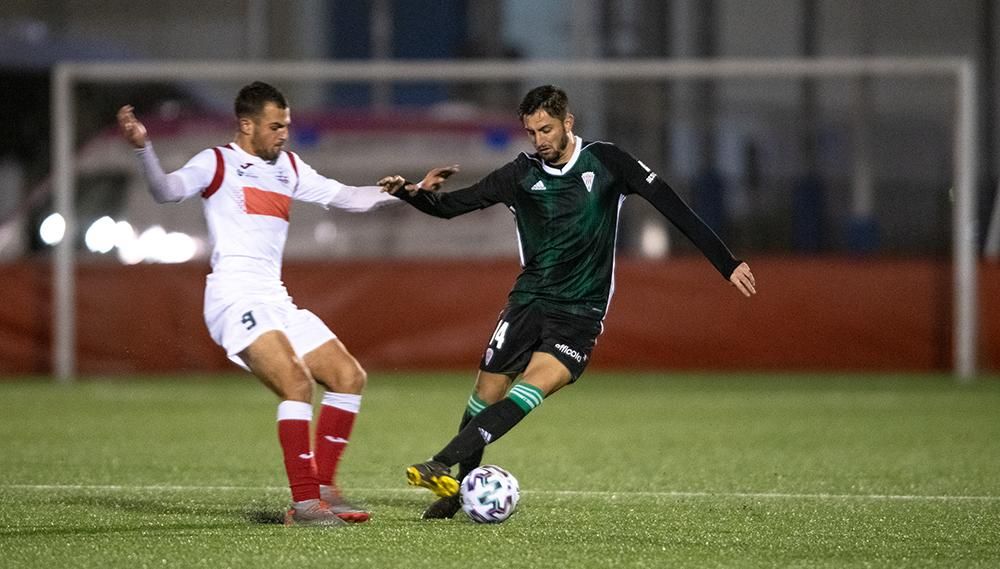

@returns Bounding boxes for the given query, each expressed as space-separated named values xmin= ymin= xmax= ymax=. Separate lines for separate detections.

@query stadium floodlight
xmin=51 ymin=57 xmax=979 ymax=382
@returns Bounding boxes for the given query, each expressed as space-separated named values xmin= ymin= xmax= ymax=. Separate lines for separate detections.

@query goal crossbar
xmin=50 ymin=57 xmax=979 ymax=380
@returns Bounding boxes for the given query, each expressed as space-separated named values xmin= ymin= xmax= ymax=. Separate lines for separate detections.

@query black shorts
xmin=478 ymin=302 xmax=604 ymax=382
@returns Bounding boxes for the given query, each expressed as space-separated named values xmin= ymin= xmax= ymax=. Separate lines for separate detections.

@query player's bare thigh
xmin=520 ymin=352 xmax=573 ymax=397
xmin=473 ymin=370 xmax=515 ymax=404
xmin=474 ymin=352 xmax=570 ymax=404
xmin=240 ymin=330 xmax=313 ymax=402
xmin=302 ymin=338 xmax=367 ymax=395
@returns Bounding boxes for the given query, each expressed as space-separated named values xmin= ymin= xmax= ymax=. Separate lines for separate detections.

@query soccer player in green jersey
xmin=379 ymin=85 xmax=757 ymax=519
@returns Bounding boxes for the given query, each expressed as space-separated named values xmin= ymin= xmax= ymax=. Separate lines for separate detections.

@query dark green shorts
xmin=478 ymin=302 xmax=603 ymax=382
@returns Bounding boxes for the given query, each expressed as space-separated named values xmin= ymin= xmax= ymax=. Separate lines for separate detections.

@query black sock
xmin=433 ymin=399 xmax=527 ymax=467
xmin=456 ymin=410 xmax=484 ymax=481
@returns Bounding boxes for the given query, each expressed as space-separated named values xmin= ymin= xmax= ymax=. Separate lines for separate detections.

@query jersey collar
xmin=538 ymin=136 xmax=583 ymax=176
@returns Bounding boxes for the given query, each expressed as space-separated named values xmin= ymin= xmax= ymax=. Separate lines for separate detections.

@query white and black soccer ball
xmin=460 ymin=465 xmax=520 ymax=523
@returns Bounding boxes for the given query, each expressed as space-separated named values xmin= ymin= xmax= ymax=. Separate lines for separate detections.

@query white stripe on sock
xmin=467 ymin=395 xmax=487 ymax=413
xmin=509 ymin=385 xmax=544 ymax=409
xmin=277 ymin=400 xmax=313 ymax=422
xmin=322 ymin=391 xmax=361 ymax=413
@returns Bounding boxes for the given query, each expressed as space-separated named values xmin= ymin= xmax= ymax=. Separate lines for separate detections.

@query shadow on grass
xmin=0 ymin=492 xmax=290 ymax=535
xmin=2 ymin=489 xmax=440 ymax=534
xmin=245 ymin=508 xmax=284 ymax=524
xmin=0 ymin=519 xmax=247 ymax=538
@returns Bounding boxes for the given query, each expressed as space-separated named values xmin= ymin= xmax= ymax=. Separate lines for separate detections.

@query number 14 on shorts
xmin=490 ymin=320 xmax=510 ymax=350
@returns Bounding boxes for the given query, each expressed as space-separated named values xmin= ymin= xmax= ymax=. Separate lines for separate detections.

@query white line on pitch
xmin=1 ymin=484 xmax=998 ymax=502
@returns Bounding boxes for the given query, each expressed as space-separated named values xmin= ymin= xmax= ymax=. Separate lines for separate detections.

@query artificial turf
xmin=1 ymin=373 xmax=998 ymax=568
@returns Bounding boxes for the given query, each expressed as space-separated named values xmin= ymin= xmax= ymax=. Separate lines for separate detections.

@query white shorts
xmin=204 ymin=278 xmax=336 ymax=372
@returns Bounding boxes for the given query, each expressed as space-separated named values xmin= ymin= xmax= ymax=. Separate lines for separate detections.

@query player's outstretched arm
xmin=729 ymin=262 xmax=756 ymax=297
xmin=378 ymin=165 xmax=459 ymax=195
xmin=418 ymin=164 xmax=460 ymax=191
xmin=117 ymin=105 xmax=148 ymax=149
xmin=379 ymin=160 xmax=516 ymax=220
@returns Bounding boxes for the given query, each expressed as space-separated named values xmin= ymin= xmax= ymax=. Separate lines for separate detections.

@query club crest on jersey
xmin=582 ymin=171 xmax=595 ymax=192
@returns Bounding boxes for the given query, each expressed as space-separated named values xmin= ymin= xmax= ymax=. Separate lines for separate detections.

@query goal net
xmin=46 ymin=58 xmax=978 ymax=379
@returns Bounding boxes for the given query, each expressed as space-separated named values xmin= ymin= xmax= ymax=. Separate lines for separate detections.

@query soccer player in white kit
xmin=117 ymin=81 xmax=452 ymax=527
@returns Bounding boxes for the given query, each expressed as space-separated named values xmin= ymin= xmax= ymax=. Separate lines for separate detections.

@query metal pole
xmin=955 ymin=62 xmax=979 ymax=381
xmin=370 ymin=0 xmax=393 ymax=111
xmin=985 ymin=183 xmax=1000 ymax=257
xmin=52 ymin=64 xmax=76 ymax=382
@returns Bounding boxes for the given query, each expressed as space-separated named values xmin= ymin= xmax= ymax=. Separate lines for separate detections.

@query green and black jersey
xmin=396 ymin=137 xmax=741 ymax=318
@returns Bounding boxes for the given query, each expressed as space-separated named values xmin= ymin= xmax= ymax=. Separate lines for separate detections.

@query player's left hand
xmin=729 ymin=262 xmax=756 ymax=297
xmin=377 ymin=175 xmax=408 ymax=194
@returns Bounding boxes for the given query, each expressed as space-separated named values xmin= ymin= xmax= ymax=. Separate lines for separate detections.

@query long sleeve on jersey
xmin=287 ymin=152 xmax=397 ymax=212
xmin=393 ymin=161 xmax=518 ymax=219
xmin=596 ymin=144 xmax=741 ymax=279
xmin=134 ymin=142 xmax=195 ymax=203
xmin=641 ymin=182 xmax=741 ymax=278
xmin=327 ymin=185 xmax=400 ymax=212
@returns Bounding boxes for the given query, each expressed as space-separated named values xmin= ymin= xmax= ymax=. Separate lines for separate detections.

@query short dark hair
xmin=234 ymin=81 xmax=288 ymax=119
xmin=518 ymin=85 xmax=569 ymax=120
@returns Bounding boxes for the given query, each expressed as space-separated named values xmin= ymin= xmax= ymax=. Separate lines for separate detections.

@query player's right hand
xmin=418 ymin=165 xmax=460 ymax=192
xmin=116 ymin=105 xmax=148 ymax=149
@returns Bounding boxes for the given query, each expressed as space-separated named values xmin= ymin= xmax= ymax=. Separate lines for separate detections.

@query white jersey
xmin=134 ymin=140 xmax=398 ymax=363
xmin=141 ymin=142 xmax=397 ymax=297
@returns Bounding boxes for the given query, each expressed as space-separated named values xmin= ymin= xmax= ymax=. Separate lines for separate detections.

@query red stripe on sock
xmin=277 ymin=419 xmax=319 ymax=502
xmin=314 ymin=405 xmax=357 ymax=486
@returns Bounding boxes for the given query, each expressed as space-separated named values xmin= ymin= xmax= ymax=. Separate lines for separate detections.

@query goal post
xmin=50 ymin=57 xmax=979 ymax=381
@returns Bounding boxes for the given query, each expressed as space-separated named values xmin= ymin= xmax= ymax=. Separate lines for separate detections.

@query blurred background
xmin=1 ymin=0 xmax=999 ymax=377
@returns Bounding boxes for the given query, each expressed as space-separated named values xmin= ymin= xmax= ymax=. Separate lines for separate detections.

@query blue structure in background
xmin=691 ymin=167 xmax=728 ymax=239
xmin=791 ymin=173 xmax=826 ymax=252
xmin=329 ymin=0 xmax=467 ymax=108
xmin=845 ymin=215 xmax=880 ymax=254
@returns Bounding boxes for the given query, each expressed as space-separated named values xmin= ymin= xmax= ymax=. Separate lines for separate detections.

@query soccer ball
xmin=460 ymin=465 xmax=520 ymax=523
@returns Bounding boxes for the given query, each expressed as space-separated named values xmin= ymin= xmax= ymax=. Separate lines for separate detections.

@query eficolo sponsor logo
xmin=554 ymin=343 xmax=585 ymax=363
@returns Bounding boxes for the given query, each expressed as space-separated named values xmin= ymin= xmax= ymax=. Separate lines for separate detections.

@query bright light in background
xmin=38 ymin=214 xmax=201 ymax=263
xmin=640 ymin=221 xmax=669 ymax=258
xmin=117 ymin=238 xmax=144 ymax=265
xmin=113 ymin=220 xmax=135 ymax=248
xmin=137 ymin=225 xmax=167 ymax=261
xmin=84 ymin=216 xmax=117 ymax=254
xmin=314 ymin=220 xmax=337 ymax=245
xmin=39 ymin=213 xmax=66 ymax=245
xmin=133 ymin=225 xmax=199 ymax=264
xmin=158 ymin=232 xmax=198 ymax=263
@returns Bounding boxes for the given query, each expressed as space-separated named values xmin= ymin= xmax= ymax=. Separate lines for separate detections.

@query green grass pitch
xmin=1 ymin=373 xmax=998 ymax=568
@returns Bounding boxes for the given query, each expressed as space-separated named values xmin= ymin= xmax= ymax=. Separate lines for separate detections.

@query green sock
xmin=507 ymin=383 xmax=544 ymax=413
xmin=466 ymin=392 xmax=487 ymax=417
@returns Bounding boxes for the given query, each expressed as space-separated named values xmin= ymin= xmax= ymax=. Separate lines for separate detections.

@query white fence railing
xmin=51 ymin=57 xmax=979 ymax=380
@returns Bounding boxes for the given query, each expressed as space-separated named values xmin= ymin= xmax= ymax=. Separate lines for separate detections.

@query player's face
xmin=522 ymin=109 xmax=575 ymax=165
xmin=248 ymin=103 xmax=290 ymax=161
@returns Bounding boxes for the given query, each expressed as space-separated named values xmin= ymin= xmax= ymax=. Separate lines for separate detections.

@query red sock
xmin=315 ymin=392 xmax=361 ymax=487
xmin=277 ymin=401 xmax=319 ymax=502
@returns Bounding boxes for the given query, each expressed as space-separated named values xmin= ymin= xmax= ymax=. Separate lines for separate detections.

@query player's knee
xmin=342 ymin=364 xmax=367 ymax=393
xmin=277 ymin=374 xmax=313 ymax=402
xmin=474 ymin=373 xmax=510 ymax=404
xmin=322 ymin=363 xmax=366 ymax=394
